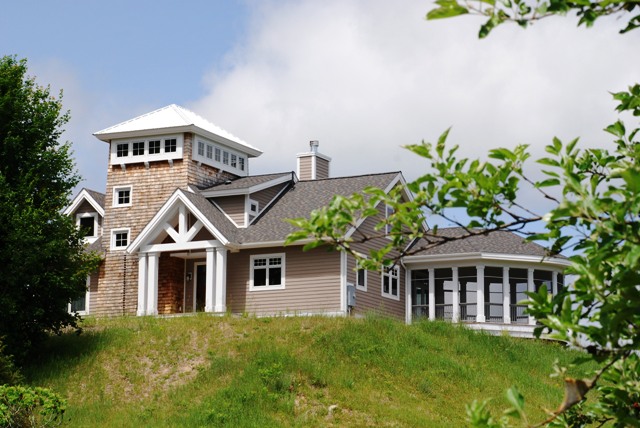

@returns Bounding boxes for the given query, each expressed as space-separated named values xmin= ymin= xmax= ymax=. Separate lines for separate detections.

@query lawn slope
xmin=23 ymin=315 xmax=589 ymax=427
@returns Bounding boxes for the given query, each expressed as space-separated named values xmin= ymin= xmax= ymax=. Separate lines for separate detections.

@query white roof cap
xmin=94 ymin=104 xmax=262 ymax=157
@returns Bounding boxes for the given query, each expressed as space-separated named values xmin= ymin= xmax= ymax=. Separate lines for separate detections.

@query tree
xmin=0 ymin=56 xmax=100 ymax=360
xmin=286 ymin=7 xmax=640 ymax=428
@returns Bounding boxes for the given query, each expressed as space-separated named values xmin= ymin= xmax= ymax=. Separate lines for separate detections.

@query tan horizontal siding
xmin=350 ymin=213 xmax=406 ymax=320
xmin=227 ymin=246 xmax=341 ymax=315
xmin=250 ymin=183 xmax=287 ymax=214
xmin=316 ymin=157 xmax=329 ymax=179
xmin=213 ymin=195 xmax=245 ymax=227
xmin=298 ymin=157 xmax=312 ymax=181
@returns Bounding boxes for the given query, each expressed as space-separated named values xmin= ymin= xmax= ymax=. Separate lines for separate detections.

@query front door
xmin=195 ymin=263 xmax=206 ymax=312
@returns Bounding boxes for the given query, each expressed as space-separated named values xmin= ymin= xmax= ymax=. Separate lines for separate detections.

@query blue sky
xmin=2 ymin=1 xmax=639 ymax=223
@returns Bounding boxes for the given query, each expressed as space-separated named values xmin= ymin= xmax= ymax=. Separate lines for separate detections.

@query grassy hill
xmin=22 ymin=315 xmax=590 ymax=427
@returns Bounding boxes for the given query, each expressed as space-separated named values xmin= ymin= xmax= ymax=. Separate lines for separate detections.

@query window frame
xmin=116 ymin=143 xmax=129 ymax=158
xmin=381 ymin=265 xmax=400 ymax=300
xmin=384 ymin=204 xmax=394 ymax=237
xmin=132 ymin=141 xmax=145 ymax=156
xmin=356 ymin=262 xmax=367 ymax=292
xmin=112 ymin=185 xmax=132 ymax=207
xmin=249 ymin=253 xmax=285 ymax=291
xmin=111 ymin=228 xmax=130 ymax=250
xmin=68 ymin=275 xmax=90 ymax=315
xmin=76 ymin=212 xmax=99 ymax=240
xmin=148 ymin=139 xmax=161 ymax=154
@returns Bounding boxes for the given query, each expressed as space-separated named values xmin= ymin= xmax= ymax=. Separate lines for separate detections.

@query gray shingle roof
xmin=237 ymin=172 xmax=400 ymax=243
xmin=84 ymin=188 xmax=105 ymax=210
xmin=409 ymin=227 xmax=555 ymax=258
xmin=201 ymin=172 xmax=293 ymax=192
xmin=180 ymin=190 xmax=240 ymax=243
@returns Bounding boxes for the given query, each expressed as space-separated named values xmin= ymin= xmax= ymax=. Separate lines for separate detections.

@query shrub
xmin=0 ymin=385 xmax=66 ymax=427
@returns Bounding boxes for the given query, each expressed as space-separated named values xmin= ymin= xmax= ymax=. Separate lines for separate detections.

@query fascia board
xmin=402 ymin=252 xmax=572 ymax=268
xmin=227 ymin=237 xmax=329 ymax=251
xmin=200 ymin=174 xmax=292 ymax=198
xmin=127 ymin=190 xmax=230 ymax=254
xmin=63 ymin=189 xmax=105 ymax=217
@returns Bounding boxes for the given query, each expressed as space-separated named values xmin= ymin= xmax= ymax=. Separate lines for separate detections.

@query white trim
xmin=355 ymin=257 xmax=367 ymax=292
xmin=141 ymin=240 xmax=221 ymax=254
xmin=112 ymin=185 xmax=133 ymax=207
xmin=405 ymin=268 xmax=411 ymax=324
xmin=109 ymin=134 xmax=184 ymax=166
xmin=68 ymin=275 xmax=90 ymax=315
xmin=340 ymin=251 xmax=347 ymax=313
xmin=381 ymin=265 xmax=400 ymax=301
xmin=402 ymin=252 xmax=571 ymax=269
xmin=249 ymin=253 xmax=285 ymax=291
xmin=199 ymin=173 xmax=292 ymax=198
xmin=111 ymin=228 xmax=130 ymax=250
xmin=64 ymin=189 xmax=105 ymax=217
xmin=76 ymin=212 xmax=99 ymax=242
xmin=192 ymin=134 xmax=249 ymax=177
xmin=127 ymin=189 xmax=230 ymax=253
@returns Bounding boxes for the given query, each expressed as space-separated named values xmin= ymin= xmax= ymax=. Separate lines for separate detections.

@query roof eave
xmin=402 ymin=252 xmax=572 ymax=268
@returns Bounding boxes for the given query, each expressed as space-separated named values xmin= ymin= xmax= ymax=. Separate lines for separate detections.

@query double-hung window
xmin=250 ymin=254 xmax=285 ymax=290
xmin=197 ymin=141 xmax=205 ymax=156
xmin=382 ymin=265 xmax=400 ymax=300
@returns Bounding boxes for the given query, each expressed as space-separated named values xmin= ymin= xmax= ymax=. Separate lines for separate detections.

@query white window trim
xmin=381 ymin=265 xmax=400 ymax=300
xmin=250 ymin=253 xmax=285 ymax=291
xmin=249 ymin=199 xmax=259 ymax=216
xmin=192 ymin=135 xmax=249 ymax=176
xmin=384 ymin=204 xmax=394 ymax=239
xmin=113 ymin=185 xmax=132 ymax=207
xmin=68 ymin=275 xmax=90 ymax=315
xmin=111 ymin=228 xmax=130 ymax=250
xmin=76 ymin=212 xmax=99 ymax=242
xmin=109 ymin=134 xmax=183 ymax=165
xmin=356 ymin=263 xmax=367 ymax=292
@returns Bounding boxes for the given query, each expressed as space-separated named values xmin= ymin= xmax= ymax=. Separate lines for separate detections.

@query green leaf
xmin=427 ymin=2 xmax=469 ymax=20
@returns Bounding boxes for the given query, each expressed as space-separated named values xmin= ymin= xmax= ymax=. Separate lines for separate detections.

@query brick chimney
xmin=296 ymin=141 xmax=331 ymax=180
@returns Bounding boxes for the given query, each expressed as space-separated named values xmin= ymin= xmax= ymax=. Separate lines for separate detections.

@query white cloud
xmin=190 ymin=0 xmax=639 ymax=191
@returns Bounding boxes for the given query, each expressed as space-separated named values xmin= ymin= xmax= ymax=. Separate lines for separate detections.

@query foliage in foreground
xmin=21 ymin=315 xmax=591 ymax=427
xmin=0 ymin=385 xmax=66 ymax=428
xmin=0 ymin=55 xmax=101 ymax=358
xmin=286 ymin=9 xmax=640 ymax=423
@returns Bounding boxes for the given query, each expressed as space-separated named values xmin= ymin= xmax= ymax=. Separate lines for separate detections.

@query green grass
xmin=22 ymin=315 xmax=592 ymax=427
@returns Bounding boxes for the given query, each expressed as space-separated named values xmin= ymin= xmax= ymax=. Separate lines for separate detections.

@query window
xmin=111 ymin=229 xmax=130 ymax=250
xmin=382 ymin=265 xmax=399 ymax=299
xmin=223 ymin=151 xmax=229 ymax=165
xmin=385 ymin=204 xmax=394 ymax=236
xmin=69 ymin=276 xmax=90 ymax=315
xmin=149 ymin=140 xmax=161 ymax=154
xmin=249 ymin=199 xmax=259 ymax=216
xmin=116 ymin=143 xmax=128 ymax=157
xmin=113 ymin=186 xmax=132 ymax=207
xmin=164 ymin=138 xmax=177 ymax=153
xmin=239 ymin=157 xmax=245 ymax=171
xmin=231 ymin=154 xmax=237 ymax=168
xmin=206 ymin=144 xmax=213 ymax=159
xmin=133 ymin=141 xmax=145 ymax=156
xmin=79 ymin=216 xmax=96 ymax=237
xmin=356 ymin=266 xmax=367 ymax=291
xmin=250 ymin=254 xmax=285 ymax=290
xmin=197 ymin=141 xmax=205 ymax=156
xmin=215 ymin=148 xmax=221 ymax=162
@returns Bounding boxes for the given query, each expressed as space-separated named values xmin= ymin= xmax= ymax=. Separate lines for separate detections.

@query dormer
xmin=93 ymin=104 xmax=262 ymax=177
xmin=200 ymin=172 xmax=295 ymax=228
xmin=64 ymin=188 xmax=106 ymax=245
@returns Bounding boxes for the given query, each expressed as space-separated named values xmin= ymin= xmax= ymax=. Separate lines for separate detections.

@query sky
xmin=1 ymin=0 xmax=638 ymax=220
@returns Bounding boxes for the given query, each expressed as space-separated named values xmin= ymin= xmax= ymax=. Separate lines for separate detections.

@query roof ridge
xmin=94 ymin=104 xmax=174 ymax=134
xmin=298 ymin=171 xmax=401 ymax=182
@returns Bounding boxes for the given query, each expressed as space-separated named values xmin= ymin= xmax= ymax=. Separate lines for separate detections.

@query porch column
xmin=204 ymin=248 xmax=215 ymax=312
xmin=503 ymin=267 xmax=511 ymax=324
xmin=428 ymin=268 xmax=435 ymax=320
xmin=451 ymin=267 xmax=460 ymax=322
xmin=552 ymin=271 xmax=558 ymax=296
xmin=146 ymin=252 xmax=159 ymax=315
xmin=528 ymin=268 xmax=535 ymax=325
xmin=214 ymin=248 xmax=227 ymax=313
xmin=137 ymin=253 xmax=147 ymax=316
xmin=476 ymin=265 xmax=485 ymax=322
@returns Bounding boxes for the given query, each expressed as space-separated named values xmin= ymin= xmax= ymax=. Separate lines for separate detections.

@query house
xmin=65 ymin=104 xmax=569 ymax=336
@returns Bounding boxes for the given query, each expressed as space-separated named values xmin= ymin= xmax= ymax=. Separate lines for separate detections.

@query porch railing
xmin=459 ymin=302 xmax=476 ymax=322
xmin=435 ymin=303 xmax=453 ymax=320
xmin=485 ymin=303 xmax=503 ymax=322
xmin=412 ymin=304 xmax=429 ymax=319
xmin=510 ymin=304 xmax=529 ymax=324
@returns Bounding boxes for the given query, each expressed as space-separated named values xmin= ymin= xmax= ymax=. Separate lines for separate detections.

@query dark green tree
xmin=0 ymin=56 xmax=100 ymax=359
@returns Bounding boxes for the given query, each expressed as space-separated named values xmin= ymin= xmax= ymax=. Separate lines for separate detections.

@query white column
xmin=476 ymin=265 xmax=485 ymax=322
xmin=503 ymin=267 xmax=511 ymax=324
xmin=405 ymin=268 xmax=412 ymax=325
xmin=205 ymin=248 xmax=215 ymax=312
xmin=428 ymin=268 xmax=435 ymax=320
xmin=528 ymin=268 xmax=535 ymax=325
xmin=451 ymin=267 xmax=460 ymax=323
xmin=178 ymin=205 xmax=187 ymax=241
xmin=137 ymin=253 xmax=147 ymax=316
xmin=214 ymin=248 xmax=227 ymax=313
xmin=552 ymin=271 xmax=558 ymax=296
xmin=146 ymin=252 xmax=159 ymax=315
